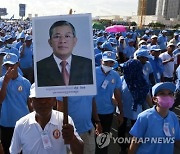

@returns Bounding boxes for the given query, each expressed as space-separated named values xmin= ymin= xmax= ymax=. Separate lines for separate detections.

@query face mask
xmin=101 ymin=65 xmax=112 ymax=73
xmin=156 ymin=96 xmax=174 ymax=109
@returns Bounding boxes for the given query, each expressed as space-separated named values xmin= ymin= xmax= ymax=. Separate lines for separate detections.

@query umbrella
xmin=105 ymin=25 xmax=126 ymax=33
xmin=92 ymin=22 xmax=105 ymax=30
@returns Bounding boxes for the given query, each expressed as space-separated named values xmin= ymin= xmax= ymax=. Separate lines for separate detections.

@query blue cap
xmin=102 ymin=51 xmax=116 ymax=62
xmin=4 ymin=35 xmax=12 ymax=41
xmin=139 ymin=45 xmax=148 ymax=50
xmin=136 ymin=49 xmax=150 ymax=58
xmin=112 ymin=61 xmax=118 ymax=69
xmin=95 ymin=53 xmax=102 ymax=66
xmin=0 ymin=48 xmax=6 ymax=55
xmin=98 ymin=30 xmax=104 ymax=34
xmin=18 ymin=32 xmax=25 ymax=39
xmin=96 ymin=37 xmax=105 ymax=44
xmin=101 ymin=42 xmax=113 ymax=51
xmin=11 ymin=32 xmax=16 ymax=39
xmin=128 ymin=39 xmax=134 ymax=43
xmin=107 ymin=33 xmax=115 ymax=39
xmin=162 ymin=30 xmax=167 ymax=33
xmin=142 ymin=34 xmax=148 ymax=40
xmin=145 ymin=30 xmax=150 ymax=34
xmin=150 ymin=45 xmax=161 ymax=52
xmin=108 ymin=38 xmax=117 ymax=45
xmin=152 ymin=82 xmax=176 ymax=96
xmin=126 ymin=32 xmax=130 ymax=36
xmin=2 ymin=53 xmax=18 ymax=66
xmin=0 ymin=37 xmax=5 ymax=43
xmin=25 ymin=35 xmax=32 ymax=41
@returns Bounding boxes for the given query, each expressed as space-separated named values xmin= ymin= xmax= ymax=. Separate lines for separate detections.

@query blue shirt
xmin=19 ymin=45 xmax=33 ymax=68
xmin=173 ymin=48 xmax=180 ymax=56
xmin=123 ymin=45 xmax=135 ymax=59
xmin=131 ymin=31 xmax=139 ymax=41
xmin=120 ymin=76 xmax=142 ymax=120
xmin=95 ymin=66 xmax=122 ymax=114
xmin=0 ymin=75 xmax=31 ymax=127
xmin=149 ymin=57 xmax=164 ymax=83
xmin=130 ymin=106 xmax=180 ymax=154
xmin=15 ymin=41 xmax=23 ymax=50
xmin=56 ymin=96 xmax=94 ymax=134
xmin=94 ymin=47 xmax=102 ymax=55
xmin=158 ymin=35 xmax=168 ymax=50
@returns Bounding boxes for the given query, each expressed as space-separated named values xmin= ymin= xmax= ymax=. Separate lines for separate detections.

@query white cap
xmin=167 ymin=42 xmax=175 ymax=47
xmin=29 ymin=83 xmax=36 ymax=98
xmin=138 ymin=40 xmax=146 ymax=46
xmin=119 ymin=36 xmax=124 ymax=40
xmin=151 ymin=35 xmax=157 ymax=39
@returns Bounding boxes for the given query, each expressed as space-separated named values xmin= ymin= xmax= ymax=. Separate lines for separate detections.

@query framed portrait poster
xmin=32 ymin=13 xmax=96 ymax=97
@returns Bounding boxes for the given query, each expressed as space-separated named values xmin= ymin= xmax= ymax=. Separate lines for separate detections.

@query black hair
xmin=49 ymin=20 xmax=76 ymax=38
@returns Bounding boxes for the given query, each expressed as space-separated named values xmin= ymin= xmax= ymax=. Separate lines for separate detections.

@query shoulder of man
xmin=37 ymin=54 xmax=54 ymax=66
xmin=15 ymin=112 xmax=35 ymax=127
xmin=72 ymin=54 xmax=92 ymax=66
xmin=72 ymin=54 xmax=91 ymax=61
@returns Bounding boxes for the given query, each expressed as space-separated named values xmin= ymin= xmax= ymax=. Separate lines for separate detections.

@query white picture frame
xmin=32 ymin=13 xmax=96 ymax=97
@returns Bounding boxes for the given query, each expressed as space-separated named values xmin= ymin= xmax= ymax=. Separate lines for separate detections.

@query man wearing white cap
xmin=169 ymin=32 xmax=179 ymax=47
xmin=0 ymin=53 xmax=31 ymax=153
xmin=9 ymin=83 xmax=84 ymax=154
xmin=138 ymin=40 xmax=147 ymax=48
xmin=159 ymin=42 xmax=177 ymax=82
xmin=147 ymin=35 xmax=158 ymax=51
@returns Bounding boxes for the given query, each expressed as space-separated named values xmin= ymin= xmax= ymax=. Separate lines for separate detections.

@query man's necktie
xmin=60 ymin=61 xmax=69 ymax=85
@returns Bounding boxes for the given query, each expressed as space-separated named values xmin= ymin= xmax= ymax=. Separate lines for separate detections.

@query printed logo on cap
xmin=107 ymin=52 xmax=112 ymax=57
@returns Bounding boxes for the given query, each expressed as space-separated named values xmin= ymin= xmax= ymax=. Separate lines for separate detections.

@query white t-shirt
xmin=9 ymin=110 xmax=82 ymax=154
xmin=159 ymin=52 xmax=177 ymax=78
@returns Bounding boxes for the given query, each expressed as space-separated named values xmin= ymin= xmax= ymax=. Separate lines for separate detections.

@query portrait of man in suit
xmin=37 ymin=20 xmax=93 ymax=87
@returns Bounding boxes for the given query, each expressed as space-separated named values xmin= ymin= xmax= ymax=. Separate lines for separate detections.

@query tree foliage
xmin=148 ymin=22 xmax=165 ymax=28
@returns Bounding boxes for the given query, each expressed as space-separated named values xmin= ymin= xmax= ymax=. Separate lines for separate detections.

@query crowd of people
xmin=0 ymin=19 xmax=180 ymax=154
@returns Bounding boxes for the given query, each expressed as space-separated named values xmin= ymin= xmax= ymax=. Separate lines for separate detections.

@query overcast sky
xmin=1 ymin=0 xmax=139 ymax=18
